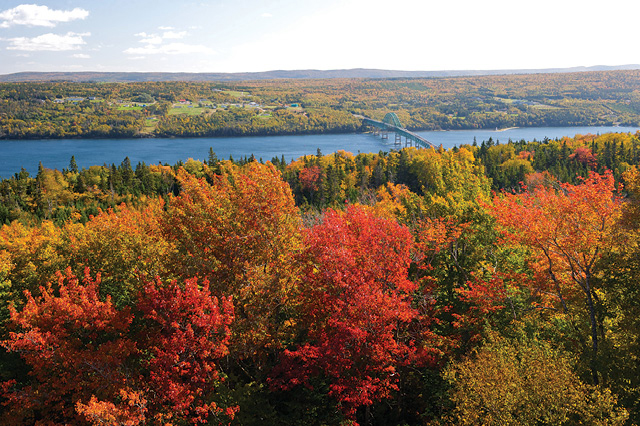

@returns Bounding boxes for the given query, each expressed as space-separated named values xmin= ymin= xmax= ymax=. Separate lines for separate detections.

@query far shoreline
xmin=2 ymin=124 xmax=639 ymax=142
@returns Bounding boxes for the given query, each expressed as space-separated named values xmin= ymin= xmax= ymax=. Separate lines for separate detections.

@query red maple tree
xmin=270 ymin=206 xmax=424 ymax=421
xmin=2 ymin=269 xmax=236 ymax=425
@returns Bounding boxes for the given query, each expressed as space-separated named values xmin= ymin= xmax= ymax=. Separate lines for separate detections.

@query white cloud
xmin=126 ymin=29 xmax=210 ymax=56
xmin=0 ymin=4 xmax=88 ymax=28
xmin=158 ymin=26 xmax=174 ymax=30
xmin=124 ymin=42 xmax=213 ymax=55
xmin=72 ymin=53 xmax=90 ymax=58
xmin=6 ymin=32 xmax=90 ymax=51
xmin=140 ymin=36 xmax=163 ymax=45
xmin=135 ymin=30 xmax=187 ymax=43
xmin=162 ymin=31 xmax=187 ymax=39
xmin=261 ymin=12 xmax=273 ymax=18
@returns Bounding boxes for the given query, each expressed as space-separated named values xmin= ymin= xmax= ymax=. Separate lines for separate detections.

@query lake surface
xmin=1 ymin=125 xmax=638 ymax=179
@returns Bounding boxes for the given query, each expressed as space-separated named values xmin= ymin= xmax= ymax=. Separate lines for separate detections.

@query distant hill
xmin=1 ymin=65 xmax=640 ymax=82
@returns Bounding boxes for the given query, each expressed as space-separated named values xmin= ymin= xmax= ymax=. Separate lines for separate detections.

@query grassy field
xmin=168 ymin=106 xmax=212 ymax=116
xmin=141 ymin=117 xmax=159 ymax=133
xmin=222 ymin=90 xmax=249 ymax=98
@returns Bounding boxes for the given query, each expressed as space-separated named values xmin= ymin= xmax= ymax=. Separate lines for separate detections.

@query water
xmin=1 ymin=125 xmax=637 ymax=179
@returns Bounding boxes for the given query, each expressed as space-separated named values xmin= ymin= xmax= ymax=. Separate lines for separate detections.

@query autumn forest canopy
xmin=3 ymin=71 xmax=640 ymax=425
xmin=0 ymin=126 xmax=640 ymax=424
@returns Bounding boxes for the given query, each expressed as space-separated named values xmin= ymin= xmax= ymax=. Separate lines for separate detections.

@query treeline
xmin=3 ymin=131 xmax=640 ymax=226
xmin=0 ymin=98 xmax=143 ymax=138
xmin=2 ymin=70 xmax=640 ymax=139
xmin=154 ymin=107 xmax=359 ymax=137
xmin=2 ymin=139 xmax=640 ymax=424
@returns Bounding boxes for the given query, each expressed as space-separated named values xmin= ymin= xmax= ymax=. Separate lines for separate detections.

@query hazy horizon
xmin=1 ymin=1 xmax=639 ymax=75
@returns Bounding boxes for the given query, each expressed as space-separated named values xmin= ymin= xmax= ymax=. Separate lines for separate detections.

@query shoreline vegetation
xmin=2 ymin=70 xmax=640 ymax=140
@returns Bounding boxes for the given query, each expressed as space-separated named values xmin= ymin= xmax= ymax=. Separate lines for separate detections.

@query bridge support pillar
xmin=395 ymin=133 xmax=401 ymax=145
xmin=381 ymin=131 xmax=388 ymax=140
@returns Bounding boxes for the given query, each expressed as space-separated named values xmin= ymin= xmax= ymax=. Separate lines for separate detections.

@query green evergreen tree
xmin=207 ymin=147 xmax=219 ymax=166
xmin=69 ymin=156 xmax=79 ymax=173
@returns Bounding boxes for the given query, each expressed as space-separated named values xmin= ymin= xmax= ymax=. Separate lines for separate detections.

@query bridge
xmin=359 ymin=112 xmax=435 ymax=149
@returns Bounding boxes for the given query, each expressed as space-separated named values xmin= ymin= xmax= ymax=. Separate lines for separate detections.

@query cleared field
xmin=168 ymin=106 xmax=210 ymax=116
xmin=222 ymin=90 xmax=249 ymax=98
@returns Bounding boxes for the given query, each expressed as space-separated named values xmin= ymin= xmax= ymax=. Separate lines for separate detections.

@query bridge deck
xmin=362 ymin=117 xmax=435 ymax=149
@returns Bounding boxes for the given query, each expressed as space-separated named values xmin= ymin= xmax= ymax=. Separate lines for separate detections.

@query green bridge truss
xmin=361 ymin=113 xmax=435 ymax=149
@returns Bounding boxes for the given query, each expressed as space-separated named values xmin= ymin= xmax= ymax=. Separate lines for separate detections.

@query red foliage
xmin=454 ymin=271 xmax=528 ymax=339
xmin=524 ymin=170 xmax=558 ymax=189
xmin=299 ymin=165 xmax=322 ymax=192
xmin=517 ymin=150 xmax=533 ymax=160
xmin=2 ymin=268 xmax=135 ymax=424
xmin=137 ymin=277 xmax=236 ymax=422
xmin=2 ymin=269 xmax=236 ymax=425
xmin=270 ymin=206 xmax=423 ymax=420
xmin=568 ymin=146 xmax=598 ymax=167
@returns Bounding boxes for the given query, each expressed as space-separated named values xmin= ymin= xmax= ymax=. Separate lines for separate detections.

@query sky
xmin=0 ymin=0 xmax=639 ymax=75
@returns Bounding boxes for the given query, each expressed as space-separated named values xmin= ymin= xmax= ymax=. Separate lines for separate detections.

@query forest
xmin=0 ymin=130 xmax=640 ymax=425
xmin=2 ymin=70 xmax=640 ymax=139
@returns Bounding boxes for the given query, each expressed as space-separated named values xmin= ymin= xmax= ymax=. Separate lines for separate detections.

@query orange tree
xmin=489 ymin=171 xmax=623 ymax=384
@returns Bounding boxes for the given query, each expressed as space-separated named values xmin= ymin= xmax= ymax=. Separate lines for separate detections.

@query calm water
xmin=1 ymin=126 xmax=638 ymax=179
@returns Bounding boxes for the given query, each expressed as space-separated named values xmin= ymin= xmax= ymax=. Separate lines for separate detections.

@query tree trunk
xmin=584 ymin=274 xmax=599 ymax=385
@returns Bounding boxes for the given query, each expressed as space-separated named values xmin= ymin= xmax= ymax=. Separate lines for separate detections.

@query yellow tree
xmin=164 ymin=161 xmax=304 ymax=359
xmin=445 ymin=331 xmax=628 ymax=425
xmin=0 ymin=221 xmax=66 ymax=309
xmin=63 ymin=199 xmax=173 ymax=307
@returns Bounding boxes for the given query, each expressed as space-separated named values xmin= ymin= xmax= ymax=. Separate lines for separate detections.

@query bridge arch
xmin=383 ymin=112 xmax=402 ymax=128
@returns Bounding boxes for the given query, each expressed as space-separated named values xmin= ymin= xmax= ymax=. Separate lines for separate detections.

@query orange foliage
xmin=489 ymin=171 xmax=623 ymax=383
xmin=2 ymin=269 xmax=236 ymax=425
xmin=164 ymin=162 xmax=303 ymax=357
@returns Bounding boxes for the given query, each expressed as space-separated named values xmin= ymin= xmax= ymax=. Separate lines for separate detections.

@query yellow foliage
xmin=0 ymin=220 xmax=66 ymax=296
xmin=445 ymin=331 xmax=628 ymax=425
xmin=64 ymin=199 xmax=173 ymax=307
xmin=406 ymin=147 xmax=491 ymax=218
xmin=374 ymin=183 xmax=424 ymax=222
xmin=500 ymin=158 xmax=534 ymax=175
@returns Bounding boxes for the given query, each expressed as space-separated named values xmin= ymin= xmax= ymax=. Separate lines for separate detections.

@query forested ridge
xmin=2 ymin=70 xmax=640 ymax=139
xmin=1 ymin=130 xmax=640 ymax=424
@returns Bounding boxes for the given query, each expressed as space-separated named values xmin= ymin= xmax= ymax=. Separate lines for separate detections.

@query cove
xmin=1 ymin=125 xmax=638 ymax=179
